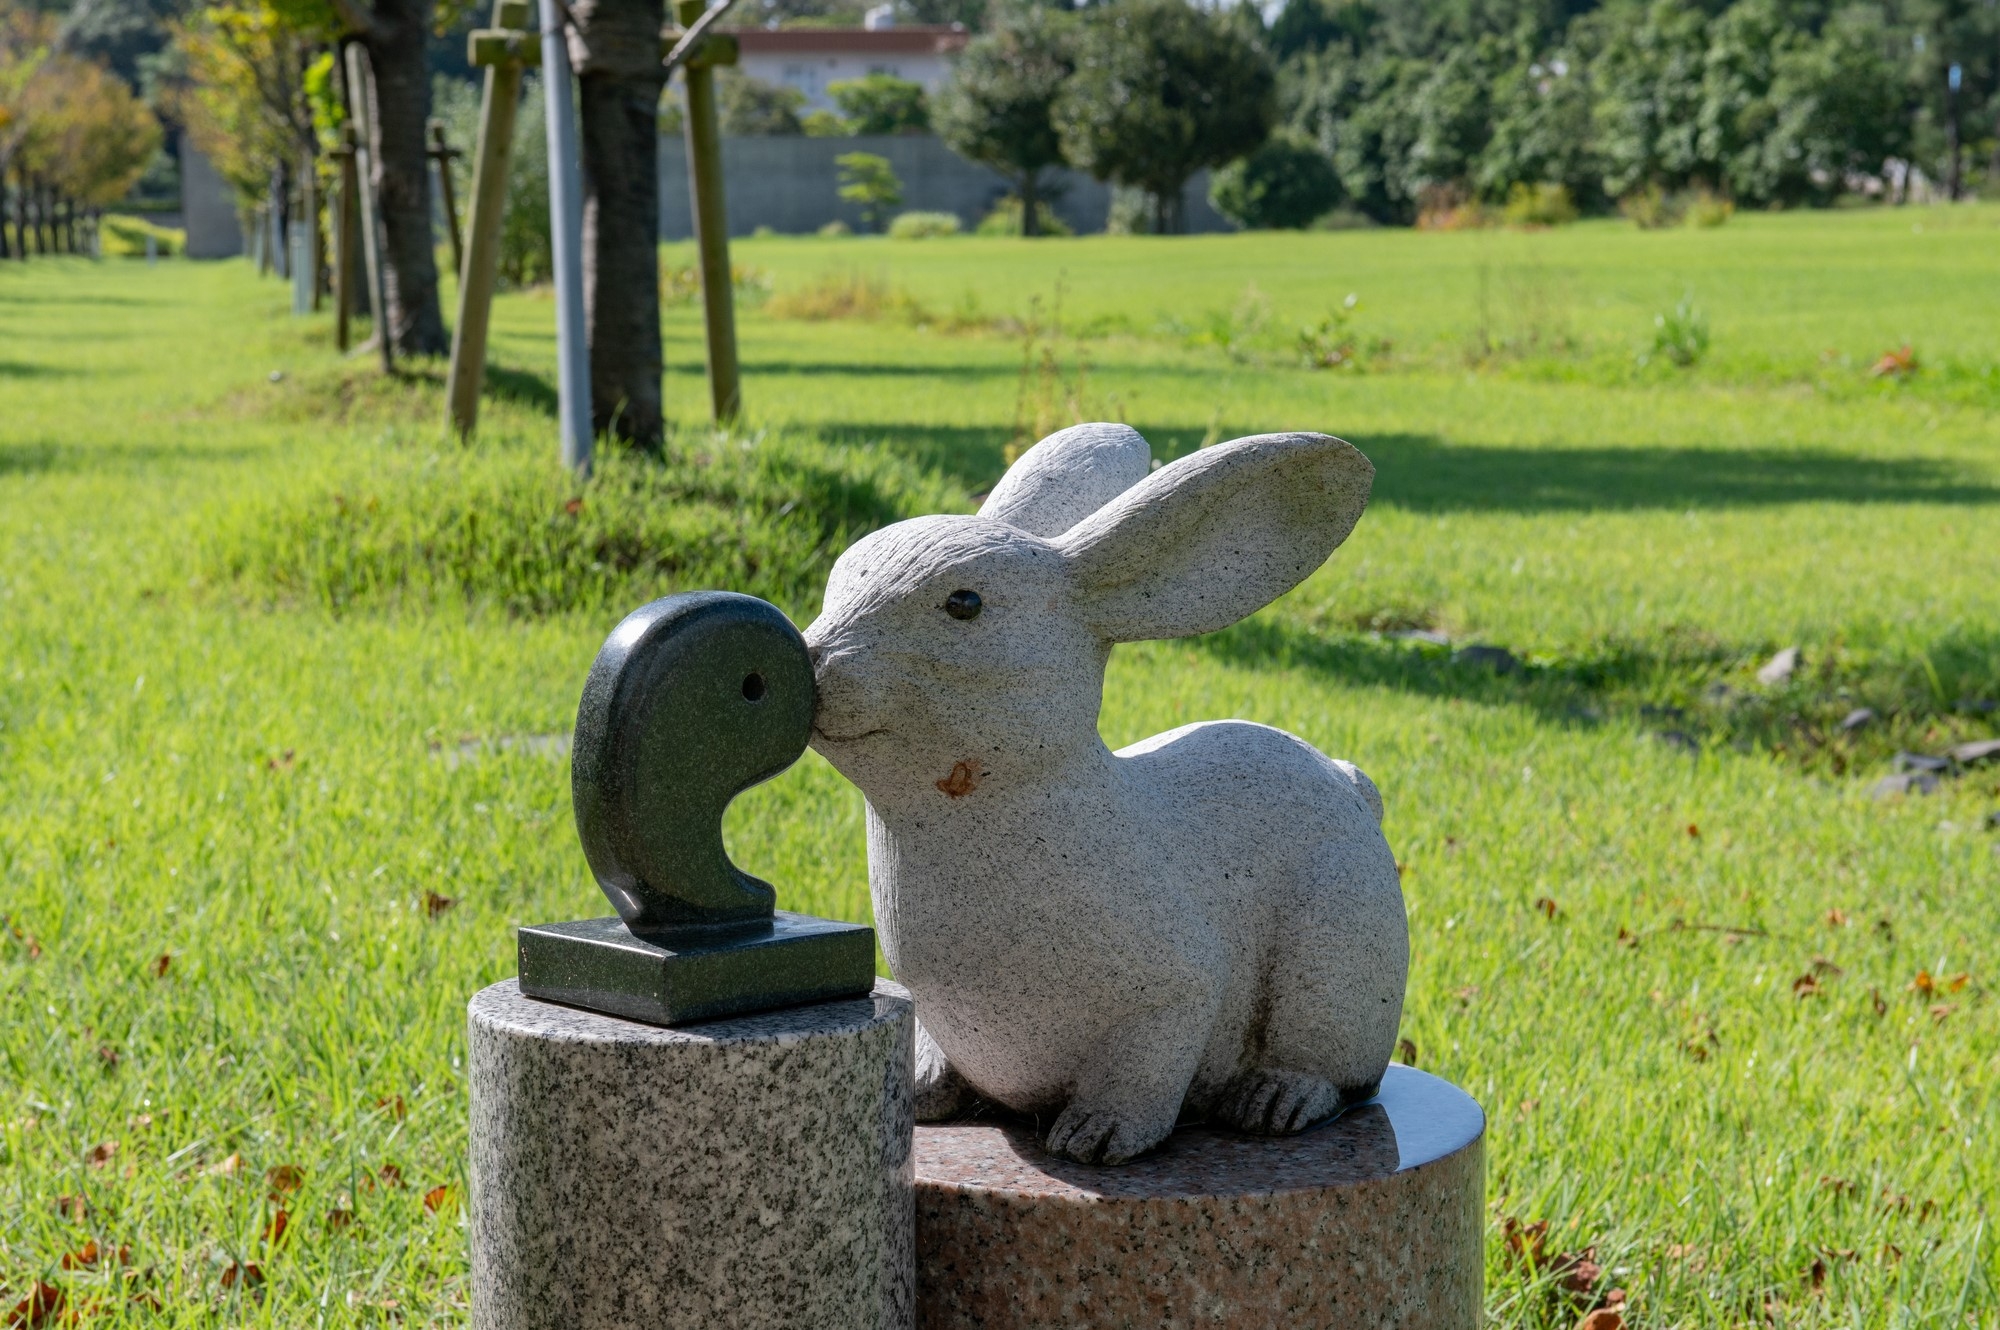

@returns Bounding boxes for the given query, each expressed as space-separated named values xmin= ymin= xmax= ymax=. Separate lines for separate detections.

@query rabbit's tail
xmin=1330 ymin=759 xmax=1384 ymax=824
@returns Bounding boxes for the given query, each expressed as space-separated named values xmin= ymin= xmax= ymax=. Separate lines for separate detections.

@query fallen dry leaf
xmin=422 ymin=1185 xmax=454 ymax=1214
xmin=1396 ymin=1037 xmax=1418 ymax=1065
xmin=53 ymin=1195 xmax=86 ymax=1222
xmin=263 ymin=1209 xmax=289 ymax=1245
xmin=1810 ymin=956 xmax=1843 ymax=976
xmin=97 ymin=1045 xmax=120 ymax=1068
xmin=1870 ymin=987 xmax=1888 ymax=1018
xmin=1503 ymin=1217 xmax=1550 ymax=1266
xmin=151 ymin=953 xmax=171 ymax=979
xmin=1929 ymin=1003 xmax=1957 ymax=1024
xmin=1909 ymin=970 xmax=1935 ymax=996
xmin=1819 ymin=1175 xmax=1856 ymax=1197
xmin=378 ymin=1164 xmax=404 ymax=1189
xmin=219 ymin=1261 xmax=263 ymax=1290
xmin=86 ymin=1141 xmax=118 ymax=1169
xmin=324 ymin=1208 xmax=354 ymax=1232
xmin=1806 ymin=1256 xmax=1827 ymax=1292
xmin=5 ymin=1282 xmax=64 ymax=1329
xmin=1577 ymin=1310 xmax=1623 ymax=1330
xmin=1533 ymin=897 xmax=1559 ymax=919
xmin=1869 ymin=344 xmax=1918 ymax=378
xmin=264 ymin=749 xmax=296 ymax=772
xmin=1824 ymin=908 xmax=1848 ymax=928
xmin=422 ymin=892 xmax=457 ymax=919
xmin=266 ymin=1165 xmax=303 ymax=1197
xmin=1686 ymin=823 xmax=1700 ymax=838
xmin=59 ymin=1240 xmax=100 ymax=1270
xmin=374 ymin=1096 xmax=406 ymax=1122
xmin=1946 ymin=972 xmax=1971 ymax=992
xmin=1792 ymin=973 xmax=1820 ymax=998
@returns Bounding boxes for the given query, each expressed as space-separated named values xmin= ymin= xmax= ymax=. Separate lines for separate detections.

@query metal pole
xmin=447 ymin=6 xmax=530 ymax=439
xmin=540 ymin=0 xmax=593 ymax=471
xmin=344 ymin=43 xmax=394 ymax=372
xmin=291 ymin=221 xmax=312 ymax=313
xmin=677 ymin=0 xmax=739 ymax=422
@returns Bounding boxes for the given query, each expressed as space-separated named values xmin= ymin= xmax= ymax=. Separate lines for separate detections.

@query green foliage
xmin=1644 ymin=291 xmax=1710 ymax=368
xmin=717 ymin=70 xmax=804 ymax=136
xmin=801 ymin=107 xmax=846 ymax=137
xmin=1209 ymin=135 xmax=1342 ymax=229
xmin=933 ymin=6 xmax=1074 ymax=233
xmin=887 ymin=210 xmax=961 ymax=239
xmin=827 ymin=72 xmax=928 ymax=135
xmin=1054 ymin=0 xmax=1275 ymax=233
xmin=1500 ymin=181 xmax=1577 ymax=227
xmin=99 ymin=211 xmax=185 ymax=256
xmin=974 ymin=195 xmax=1072 ymax=236
xmin=835 ymin=150 xmax=901 ymax=232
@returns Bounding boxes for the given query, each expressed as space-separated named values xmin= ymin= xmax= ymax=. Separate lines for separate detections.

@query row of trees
xmin=739 ymin=0 xmax=2000 ymax=231
xmin=0 ymin=10 xmax=161 ymax=258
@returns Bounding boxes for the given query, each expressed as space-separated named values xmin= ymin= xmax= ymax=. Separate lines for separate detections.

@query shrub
xmin=974 ymin=196 xmax=1073 ymax=236
xmin=801 ymin=109 xmax=848 ymax=137
xmin=1644 ymin=292 xmax=1710 ymax=368
xmin=836 ymin=152 xmax=902 ymax=232
xmin=817 ymin=219 xmax=853 ymax=237
xmin=1686 ymin=187 xmax=1734 ymax=228
xmin=1500 ymin=182 xmax=1577 ymax=228
xmin=99 ymin=213 xmax=184 ymax=257
xmin=718 ymin=72 xmax=805 ymax=136
xmin=827 ymin=74 xmax=929 ymax=135
xmin=198 ymin=432 xmax=966 ymax=619
xmin=887 ymin=211 xmax=962 ymax=239
xmin=1620 ymin=183 xmax=1683 ymax=229
xmin=1209 ymin=137 xmax=1341 ymax=229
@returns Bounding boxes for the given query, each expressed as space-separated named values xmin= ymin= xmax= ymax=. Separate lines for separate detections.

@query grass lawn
xmin=3 ymin=203 xmax=1998 ymax=1326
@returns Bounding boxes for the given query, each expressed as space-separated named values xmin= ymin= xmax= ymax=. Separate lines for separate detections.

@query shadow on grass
xmin=1195 ymin=615 xmax=2000 ymax=777
xmin=0 ymin=440 xmax=259 ymax=476
xmin=483 ymin=364 xmax=558 ymax=417
xmin=825 ymin=423 xmax=2000 ymax=511
xmin=0 ymin=360 xmax=75 ymax=378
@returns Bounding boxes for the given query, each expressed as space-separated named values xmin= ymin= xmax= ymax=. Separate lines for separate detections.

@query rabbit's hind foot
xmin=1212 ymin=1068 xmax=1358 ymax=1136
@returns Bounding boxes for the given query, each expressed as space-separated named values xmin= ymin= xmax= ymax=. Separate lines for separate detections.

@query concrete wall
xmin=179 ymin=134 xmax=242 ymax=260
xmin=658 ymin=133 xmax=1231 ymax=239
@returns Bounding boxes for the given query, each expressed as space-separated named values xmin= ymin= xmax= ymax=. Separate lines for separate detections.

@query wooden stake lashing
xmin=447 ymin=0 xmax=536 ymax=440
xmin=428 ymin=120 xmax=465 ymax=283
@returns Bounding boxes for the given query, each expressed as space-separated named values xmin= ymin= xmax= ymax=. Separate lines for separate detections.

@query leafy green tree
xmin=1053 ymin=0 xmax=1275 ymax=233
xmin=718 ymin=70 xmax=804 ymax=135
xmin=835 ymin=149 xmax=899 ymax=230
xmin=828 ymin=72 xmax=928 ymax=134
xmin=1475 ymin=39 xmax=1605 ymax=207
xmin=932 ymin=5 xmax=1072 ymax=236
xmin=1208 ymin=134 xmax=1341 ymax=228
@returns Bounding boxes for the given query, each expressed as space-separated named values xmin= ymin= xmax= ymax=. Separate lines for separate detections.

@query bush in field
xmin=887 ymin=210 xmax=961 ymax=239
xmin=934 ymin=7 xmax=1076 ymax=237
xmin=975 ymin=196 xmax=1072 ymax=236
xmin=718 ymin=72 xmax=805 ymax=136
xmin=1054 ymin=0 xmax=1274 ymax=234
xmin=1501 ymin=182 xmax=1577 ymax=228
xmin=1209 ymin=136 xmax=1341 ymax=229
xmin=200 ymin=433 xmax=966 ymax=619
xmin=836 ymin=152 xmax=902 ymax=232
xmin=100 ymin=214 xmax=185 ymax=257
xmin=1644 ymin=292 xmax=1710 ymax=369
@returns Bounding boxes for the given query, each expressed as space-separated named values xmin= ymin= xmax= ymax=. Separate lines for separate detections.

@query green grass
xmin=3 ymin=203 xmax=1998 ymax=1327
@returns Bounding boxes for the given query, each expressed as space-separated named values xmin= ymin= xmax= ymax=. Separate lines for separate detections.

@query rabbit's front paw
xmin=1044 ymin=1101 xmax=1172 ymax=1165
xmin=1214 ymin=1068 xmax=1349 ymax=1135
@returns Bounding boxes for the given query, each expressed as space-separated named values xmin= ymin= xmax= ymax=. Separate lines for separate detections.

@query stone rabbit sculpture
xmin=805 ymin=423 xmax=1408 ymax=1165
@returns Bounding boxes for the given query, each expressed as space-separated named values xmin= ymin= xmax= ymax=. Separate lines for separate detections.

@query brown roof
xmin=725 ymin=26 xmax=969 ymax=56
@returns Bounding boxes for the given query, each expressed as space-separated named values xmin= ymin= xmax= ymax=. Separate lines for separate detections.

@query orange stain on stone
xmin=936 ymin=762 xmax=983 ymax=799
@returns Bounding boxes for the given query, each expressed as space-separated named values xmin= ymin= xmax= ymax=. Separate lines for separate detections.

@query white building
xmin=727 ymin=24 xmax=969 ymax=113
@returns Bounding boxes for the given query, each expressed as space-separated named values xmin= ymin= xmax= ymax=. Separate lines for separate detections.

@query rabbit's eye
xmin=943 ymin=589 xmax=983 ymax=621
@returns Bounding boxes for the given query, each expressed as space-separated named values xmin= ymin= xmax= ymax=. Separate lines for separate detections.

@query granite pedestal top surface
xmin=914 ymin=1065 xmax=1484 ymax=1330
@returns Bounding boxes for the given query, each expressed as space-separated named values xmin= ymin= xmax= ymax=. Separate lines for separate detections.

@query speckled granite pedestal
xmin=914 ymin=1065 xmax=1483 ymax=1330
xmin=469 ymin=978 xmax=915 ymax=1330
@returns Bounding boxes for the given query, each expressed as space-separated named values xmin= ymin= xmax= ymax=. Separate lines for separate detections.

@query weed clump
xmin=887 ymin=211 xmax=962 ymax=240
xmin=1643 ymin=292 xmax=1710 ymax=368
xmin=198 ymin=431 xmax=966 ymax=618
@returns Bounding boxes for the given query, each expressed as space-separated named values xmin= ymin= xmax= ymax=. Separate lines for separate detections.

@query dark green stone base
xmin=516 ymin=912 xmax=877 ymax=1027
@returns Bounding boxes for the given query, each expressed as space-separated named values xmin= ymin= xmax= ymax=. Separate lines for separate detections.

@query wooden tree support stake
xmin=673 ymin=0 xmax=742 ymax=423
xmin=344 ymin=42 xmax=394 ymax=373
xmin=447 ymin=0 xmax=534 ymax=441
xmin=429 ymin=119 xmax=466 ymax=283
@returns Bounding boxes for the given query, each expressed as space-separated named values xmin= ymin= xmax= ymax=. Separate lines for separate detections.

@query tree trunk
xmin=1152 ymin=183 xmax=1184 ymax=235
xmin=0 ymin=161 xmax=10 ymax=260
xmin=14 ymin=163 xmax=28 ymax=258
xmin=360 ymin=0 xmax=448 ymax=356
xmin=570 ymin=0 xmax=666 ymax=447
xmin=1021 ymin=171 xmax=1041 ymax=238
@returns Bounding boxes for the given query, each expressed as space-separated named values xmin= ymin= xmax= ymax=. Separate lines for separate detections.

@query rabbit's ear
xmin=1056 ymin=433 xmax=1373 ymax=642
xmin=979 ymin=423 xmax=1152 ymax=538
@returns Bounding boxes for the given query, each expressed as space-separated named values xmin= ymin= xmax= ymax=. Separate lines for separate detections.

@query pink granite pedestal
xmin=914 ymin=1065 xmax=1483 ymax=1330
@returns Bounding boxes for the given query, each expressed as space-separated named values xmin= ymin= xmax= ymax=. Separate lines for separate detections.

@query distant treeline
xmin=1267 ymin=0 xmax=1992 ymax=220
